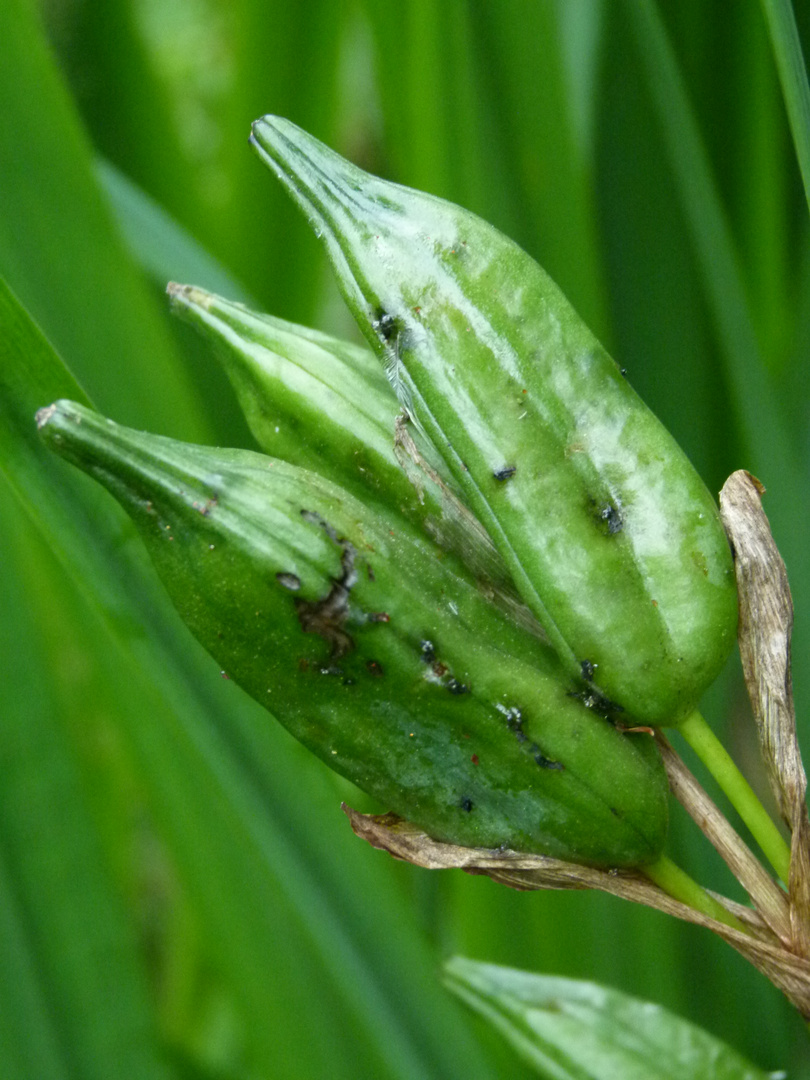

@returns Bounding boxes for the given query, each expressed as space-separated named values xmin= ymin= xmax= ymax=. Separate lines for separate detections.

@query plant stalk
xmin=676 ymin=710 xmax=791 ymax=885
xmin=643 ymin=855 xmax=747 ymax=932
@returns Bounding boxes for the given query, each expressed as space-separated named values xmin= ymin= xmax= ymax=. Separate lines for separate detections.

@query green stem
xmin=759 ymin=0 xmax=810 ymax=220
xmin=643 ymin=856 xmax=747 ymax=933
xmin=676 ymin=710 xmax=791 ymax=885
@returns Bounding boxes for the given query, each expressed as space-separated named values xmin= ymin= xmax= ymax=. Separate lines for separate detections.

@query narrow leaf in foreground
xmin=0 ymin=268 xmax=496 ymax=1080
xmin=444 ymin=957 xmax=779 ymax=1080
xmin=97 ymin=161 xmax=255 ymax=303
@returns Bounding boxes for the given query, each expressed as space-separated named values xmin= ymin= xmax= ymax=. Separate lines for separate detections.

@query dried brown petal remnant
xmin=720 ymin=470 xmax=810 ymax=957
xmin=343 ymin=805 xmax=810 ymax=1017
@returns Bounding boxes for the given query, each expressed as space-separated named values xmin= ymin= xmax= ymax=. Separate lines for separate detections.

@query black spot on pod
xmin=504 ymin=707 xmax=522 ymax=730
xmin=600 ymin=503 xmax=623 ymax=535
xmin=580 ymin=659 xmax=597 ymax=682
xmin=567 ymin=687 xmax=624 ymax=723
xmin=420 ymin=639 xmax=437 ymax=664
xmin=461 ymin=798 xmax=474 ymax=812
xmin=372 ymin=310 xmax=397 ymax=340
xmin=493 ymin=465 xmax=517 ymax=481
xmin=447 ymin=679 xmax=470 ymax=695
xmin=535 ymin=753 xmax=564 ymax=771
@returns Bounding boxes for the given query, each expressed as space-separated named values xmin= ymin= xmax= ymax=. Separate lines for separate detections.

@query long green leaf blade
xmin=0 ymin=274 xmax=499 ymax=1078
xmin=96 ymin=159 xmax=255 ymax=305
xmin=759 ymin=0 xmax=810 ymax=218
xmin=444 ymin=958 xmax=776 ymax=1080
xmin=0 ymin=499 xmax=173 ymax=1080
xmin=0 ymin=0 xmax=207 ymax=439
xmin=623 ymin=0 xmax=810 ymax=728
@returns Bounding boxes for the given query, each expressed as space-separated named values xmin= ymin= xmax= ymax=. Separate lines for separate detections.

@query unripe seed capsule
xmin=38 ymin=399 xmax=669 ymax=867
xmin=167 ymin=283 xmax=541 ymax=640
xmin=250 ymin=116 xmax=738 ymax=726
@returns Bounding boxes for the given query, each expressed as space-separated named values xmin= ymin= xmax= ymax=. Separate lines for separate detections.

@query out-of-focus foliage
xmin=1 ymin=0 xmax=809 ymax=1076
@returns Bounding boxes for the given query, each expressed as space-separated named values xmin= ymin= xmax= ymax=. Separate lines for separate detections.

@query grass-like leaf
xmin=444 ymin=957 xmax=775 ymax=1080
xmin=5 ymin=0 xmax=809 ymax=1073
xmin=760 ymin=0 xmax=810 ymax=218
xmin=0 ymin=499 xmax=174 ymax=1080
xmin=96 ymin=159 xmax=256 ymax=305
xmin=0 ymin=0 xmax=208 ymax=442
xmin=0 ymin=271 xmax=500 ymax=1078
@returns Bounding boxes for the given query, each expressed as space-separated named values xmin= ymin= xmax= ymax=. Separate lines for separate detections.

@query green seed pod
xmin=250 ymin=116 xmax=738 ymax=727
xmin=38 ymin=399 xmax=668 ymax=867
xmin=167 ymin=282 xmax=402 ymax=489
xmin=166 ymin=282 xmax=542 ymax=641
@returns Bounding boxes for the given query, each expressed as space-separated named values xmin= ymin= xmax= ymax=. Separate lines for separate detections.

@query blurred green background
xmin=2 ymin=0 xmax=810 ymax=1076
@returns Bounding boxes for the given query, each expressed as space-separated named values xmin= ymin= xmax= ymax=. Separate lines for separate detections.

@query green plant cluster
xmin=2 ymin=1 xmax=810 ymax=1078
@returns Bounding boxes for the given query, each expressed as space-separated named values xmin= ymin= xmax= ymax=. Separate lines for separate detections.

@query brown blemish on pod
xmin=192 ymin=494 xmax=218 ymax=516
xmin=295 ymin=510 xmax=357 ymax=658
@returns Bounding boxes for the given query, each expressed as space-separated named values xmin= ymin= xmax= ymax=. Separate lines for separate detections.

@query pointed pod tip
xmin=249 ymin=115 xmax=321 ymax=170
xmin=37 ymin=398 xmax=91 ymax=428
xmin=166 ymin=282 xmax=213 ymax=313
xmin=249 ymin=115 xmax=281 ymax=153
xmin=251 ymin=114 xmax=290 ymax=137
xmin=248 ymin=121 xmax=282 ymax=173
xmin=36 ymin=402 xmax=58 ymax=430
xmin=36 ymin=400 xmax=94 ymax=451
xmin=36 ymin=399 xmax=89 ymax=429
